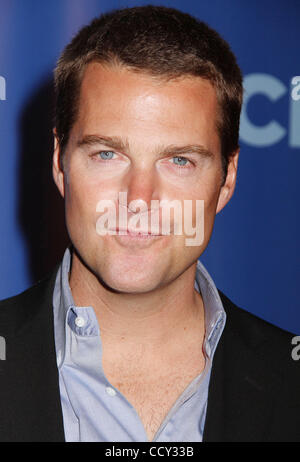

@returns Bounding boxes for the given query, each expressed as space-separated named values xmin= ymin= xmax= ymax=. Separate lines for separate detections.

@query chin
xmin=95 ymin=265 xmax=164 ymax=295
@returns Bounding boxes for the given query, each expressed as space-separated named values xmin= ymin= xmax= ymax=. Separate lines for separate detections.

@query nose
xmin=120 ymin=165 xmax=160 ymax=214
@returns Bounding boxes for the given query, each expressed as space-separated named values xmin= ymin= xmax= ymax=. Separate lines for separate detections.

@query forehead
xmin=73 ymin=62 xmax=221 ymax=154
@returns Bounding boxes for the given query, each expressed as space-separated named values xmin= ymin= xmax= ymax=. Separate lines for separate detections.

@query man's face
xmin=53 ymin=62 xmax=238 ymax=293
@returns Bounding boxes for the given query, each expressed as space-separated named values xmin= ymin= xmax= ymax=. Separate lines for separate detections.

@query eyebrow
xmin=77 ymin=134 xmax=129 ymax=153
xmin=77 ymin=134 xmax=214 ymax=158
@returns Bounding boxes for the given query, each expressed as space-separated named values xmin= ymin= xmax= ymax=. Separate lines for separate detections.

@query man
xmin=0 ymin=5 xmax=299 ymax=442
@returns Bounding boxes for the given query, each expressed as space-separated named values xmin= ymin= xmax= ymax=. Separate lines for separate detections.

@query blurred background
xmin=0 ymin=0 xmax=299 ymax=333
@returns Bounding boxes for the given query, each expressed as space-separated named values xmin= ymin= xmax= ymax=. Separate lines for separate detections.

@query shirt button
xmin=75 ymin=316 xmax=85 ymax=327
xmin=106 ymin=386 xmax=117 ymax=397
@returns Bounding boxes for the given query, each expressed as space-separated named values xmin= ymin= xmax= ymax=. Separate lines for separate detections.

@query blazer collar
xmin=203 ymin=291 xmax=282 ymax=442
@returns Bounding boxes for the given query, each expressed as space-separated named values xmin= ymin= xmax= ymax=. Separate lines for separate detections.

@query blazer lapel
xmin=203 ymin=295 xmax=282 ymax=442
xmin=0 ymin=269 xmax=65 ymax=442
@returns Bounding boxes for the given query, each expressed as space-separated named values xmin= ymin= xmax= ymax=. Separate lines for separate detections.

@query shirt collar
xmin=53 ymin=248 xmax=226 ymax=367
xmin=194 ymin=259 xmax=226 ymax=357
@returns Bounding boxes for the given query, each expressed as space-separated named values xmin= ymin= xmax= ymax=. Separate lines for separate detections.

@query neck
xmin=69 ymin=251 xmax=205 ymax=349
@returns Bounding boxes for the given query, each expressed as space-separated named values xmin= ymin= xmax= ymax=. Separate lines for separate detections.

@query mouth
xmin=110 ymin=227 xmax=164 ymax=237
xmin=108 ymin=227 xmax=167 ymax=247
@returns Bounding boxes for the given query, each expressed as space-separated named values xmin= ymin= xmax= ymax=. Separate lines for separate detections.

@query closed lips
xmin=111 ymin=228 xmax=162 ymax=236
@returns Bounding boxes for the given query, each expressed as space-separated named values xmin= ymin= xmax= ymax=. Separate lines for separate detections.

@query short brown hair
xmin=54 ymin=5 xmax=243 ymax=180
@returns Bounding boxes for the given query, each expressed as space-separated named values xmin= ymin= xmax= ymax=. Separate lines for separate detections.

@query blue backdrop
xmin=0 ymin=0 xmax=299 ymax=333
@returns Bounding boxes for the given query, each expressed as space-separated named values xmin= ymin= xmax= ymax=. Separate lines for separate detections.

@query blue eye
xmin=172 ymin=156 xmax=189 ymax=166
xmin=99 ymin=151 xmax=115 ymax=160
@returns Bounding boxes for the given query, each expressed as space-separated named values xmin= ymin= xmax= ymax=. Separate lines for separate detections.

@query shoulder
xmin=218 ymin=289 xmax=296 ymax=341
xmin=0 ymin=267 xmax=59 ymax=337
xmin=218 ymin=289 xmax=300 ymax=380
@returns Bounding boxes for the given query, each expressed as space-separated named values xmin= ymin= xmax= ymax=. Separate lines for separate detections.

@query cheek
xmin=64 ymin=163 xmax=107 ymax=209
xmin=63 ymin=170 xmax=98 ymax=237
xmin=186 ymin=176 xmax=222 ymax=237
xmin=180 ymin=173 xmax=221 ymax=208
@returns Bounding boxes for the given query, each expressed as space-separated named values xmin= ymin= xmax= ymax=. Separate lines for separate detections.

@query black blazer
xmin=0 ymin=268 xmax=299 ymax=442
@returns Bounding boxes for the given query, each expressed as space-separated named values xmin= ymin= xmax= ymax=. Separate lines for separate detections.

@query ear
xmin=216 ymin=149 xmax=239 ymax=214
xmin=52 ymin=129 xmax=65 ymax=198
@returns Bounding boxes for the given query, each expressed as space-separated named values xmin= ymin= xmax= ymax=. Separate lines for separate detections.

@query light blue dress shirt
xmin=52 ymin=248 xmax=226 ymax=442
